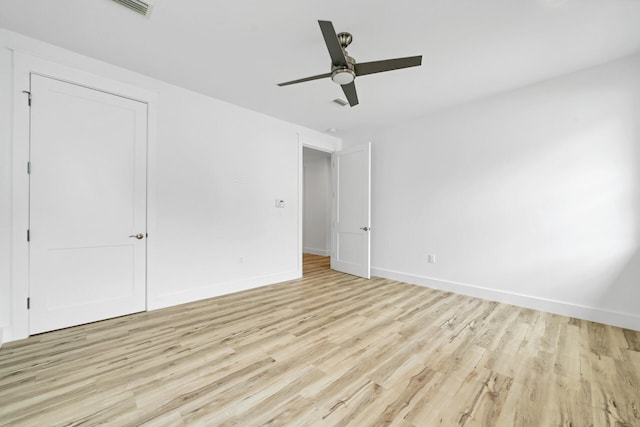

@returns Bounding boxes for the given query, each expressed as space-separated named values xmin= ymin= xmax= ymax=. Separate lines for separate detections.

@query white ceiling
xmin=1 ymin=0 xmax=640 ymax=137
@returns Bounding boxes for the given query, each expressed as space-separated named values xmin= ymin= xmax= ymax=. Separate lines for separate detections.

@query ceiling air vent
xmin=332 ymin=98 xmax=349 ymax=107
xmin=111 ymin=0 xmax=153 ymax=16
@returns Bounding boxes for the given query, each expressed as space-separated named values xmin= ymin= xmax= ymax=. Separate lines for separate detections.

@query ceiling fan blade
xmin=318 ymin=20 xmax=348 ymax=67
xmin=354 ymin=56 xmax=422 ymax=76
xmin=341 ymin=82 xmax=359 ymax=107
xmin=277 ymin=72 xmax=332 ymax=86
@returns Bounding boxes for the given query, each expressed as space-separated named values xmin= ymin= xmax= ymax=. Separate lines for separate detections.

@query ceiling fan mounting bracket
xmin=336 ymin=32 xmax=353 ymax=49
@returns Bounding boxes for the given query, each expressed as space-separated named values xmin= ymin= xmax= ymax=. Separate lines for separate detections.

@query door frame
xmin=10 ymin=51 xmax=158 ymax=341
xmin=297 ymin=134 xmax=339 ymax=276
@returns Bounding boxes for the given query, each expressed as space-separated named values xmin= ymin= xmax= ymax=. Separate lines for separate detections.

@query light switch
xmin=275 ymin=199 xmax=285 ymax=208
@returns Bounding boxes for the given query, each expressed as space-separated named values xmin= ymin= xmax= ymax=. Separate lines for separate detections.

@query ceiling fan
xmin=278 ymin=20 xmax=422 ymax=107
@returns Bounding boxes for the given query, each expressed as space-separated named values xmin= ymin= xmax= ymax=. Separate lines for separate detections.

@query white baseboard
xmin=303 ymin=247 xmax=330 ymax=256
xmin=372 ymin=267 xmax=640 ymax=331
xmin=0 ymin=325 xmax=8 ymax=348
xmin=148 ymin=269 xmax=302 ymax=311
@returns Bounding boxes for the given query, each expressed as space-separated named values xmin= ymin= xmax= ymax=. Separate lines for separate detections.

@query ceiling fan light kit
xmin=332 ymin=68 xmax=355 ymax=85
xmin=278 ymin=20 xmax=422 ymax=107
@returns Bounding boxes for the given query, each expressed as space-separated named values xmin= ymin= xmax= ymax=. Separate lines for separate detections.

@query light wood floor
xmin=1 ymin=254 xmax=639 ymax=426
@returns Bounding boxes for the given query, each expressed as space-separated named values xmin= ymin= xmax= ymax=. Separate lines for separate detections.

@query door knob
xmin=360 ymin=226 xmax=370 ymax=231
xmin=129 ymin=233 xmax=144 ymax=240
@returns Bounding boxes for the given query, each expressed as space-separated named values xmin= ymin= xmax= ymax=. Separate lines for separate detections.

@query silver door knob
xmin=360 ymin=226 xmax=370 ymax=231
xmin=129 ymin=233 xmax=144 ymax=240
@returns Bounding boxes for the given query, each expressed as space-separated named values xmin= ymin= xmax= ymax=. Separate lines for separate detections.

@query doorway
xmin=302 ymin=147 xmax=332 ymax=275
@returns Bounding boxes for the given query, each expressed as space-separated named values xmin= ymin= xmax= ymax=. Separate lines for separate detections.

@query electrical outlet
xmin=427 ymin=254 xmax=436 ymax=264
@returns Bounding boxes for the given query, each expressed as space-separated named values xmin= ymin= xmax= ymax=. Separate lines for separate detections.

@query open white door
xmin=331 ymin=143 xmax=371 ymax=278
xmin=28 ymin=74 xmax=148 ymax=334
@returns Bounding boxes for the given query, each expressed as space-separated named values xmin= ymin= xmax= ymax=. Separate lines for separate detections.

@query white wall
xmin=303 ymin=148 xmax=331 ymax=256
xmin=344 ymin=53 xmax=640 ymax=330
xmin=147 ymin=87 xmax=302 ymax=309
xmin=0 ymin=28 xmax=340 ymax=341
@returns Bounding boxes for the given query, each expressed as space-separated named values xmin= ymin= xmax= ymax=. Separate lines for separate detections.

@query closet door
xmin=29 ymin=74 xmax=148 ymax=334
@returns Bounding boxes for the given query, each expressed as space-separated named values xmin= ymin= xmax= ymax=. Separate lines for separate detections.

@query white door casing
xmin=331 ymin=143 xmax=371 ymax=278
xmin=28 ymin=74 xmax=148 ymax=334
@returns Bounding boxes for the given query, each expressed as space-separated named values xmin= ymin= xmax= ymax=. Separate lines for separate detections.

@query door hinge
xmin=22 ymin=90 xmax=31 ymax=107
xmin=27 ymin=229 xmax=30 ymax=242
xmin=27 ymin=161 xmax=31 ymax=174
xmin=27 ymin=297 xmax=30 ymax=309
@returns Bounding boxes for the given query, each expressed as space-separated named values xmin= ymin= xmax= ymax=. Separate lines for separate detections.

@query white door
xmin=331 ymin=143 xmax=371 ymax=278
xmin=29 ymin=74 xmax=148 ymax=335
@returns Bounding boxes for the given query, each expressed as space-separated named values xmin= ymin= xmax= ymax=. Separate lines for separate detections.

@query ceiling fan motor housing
xmin=331 ymin=54 xmax=356 ymax=85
